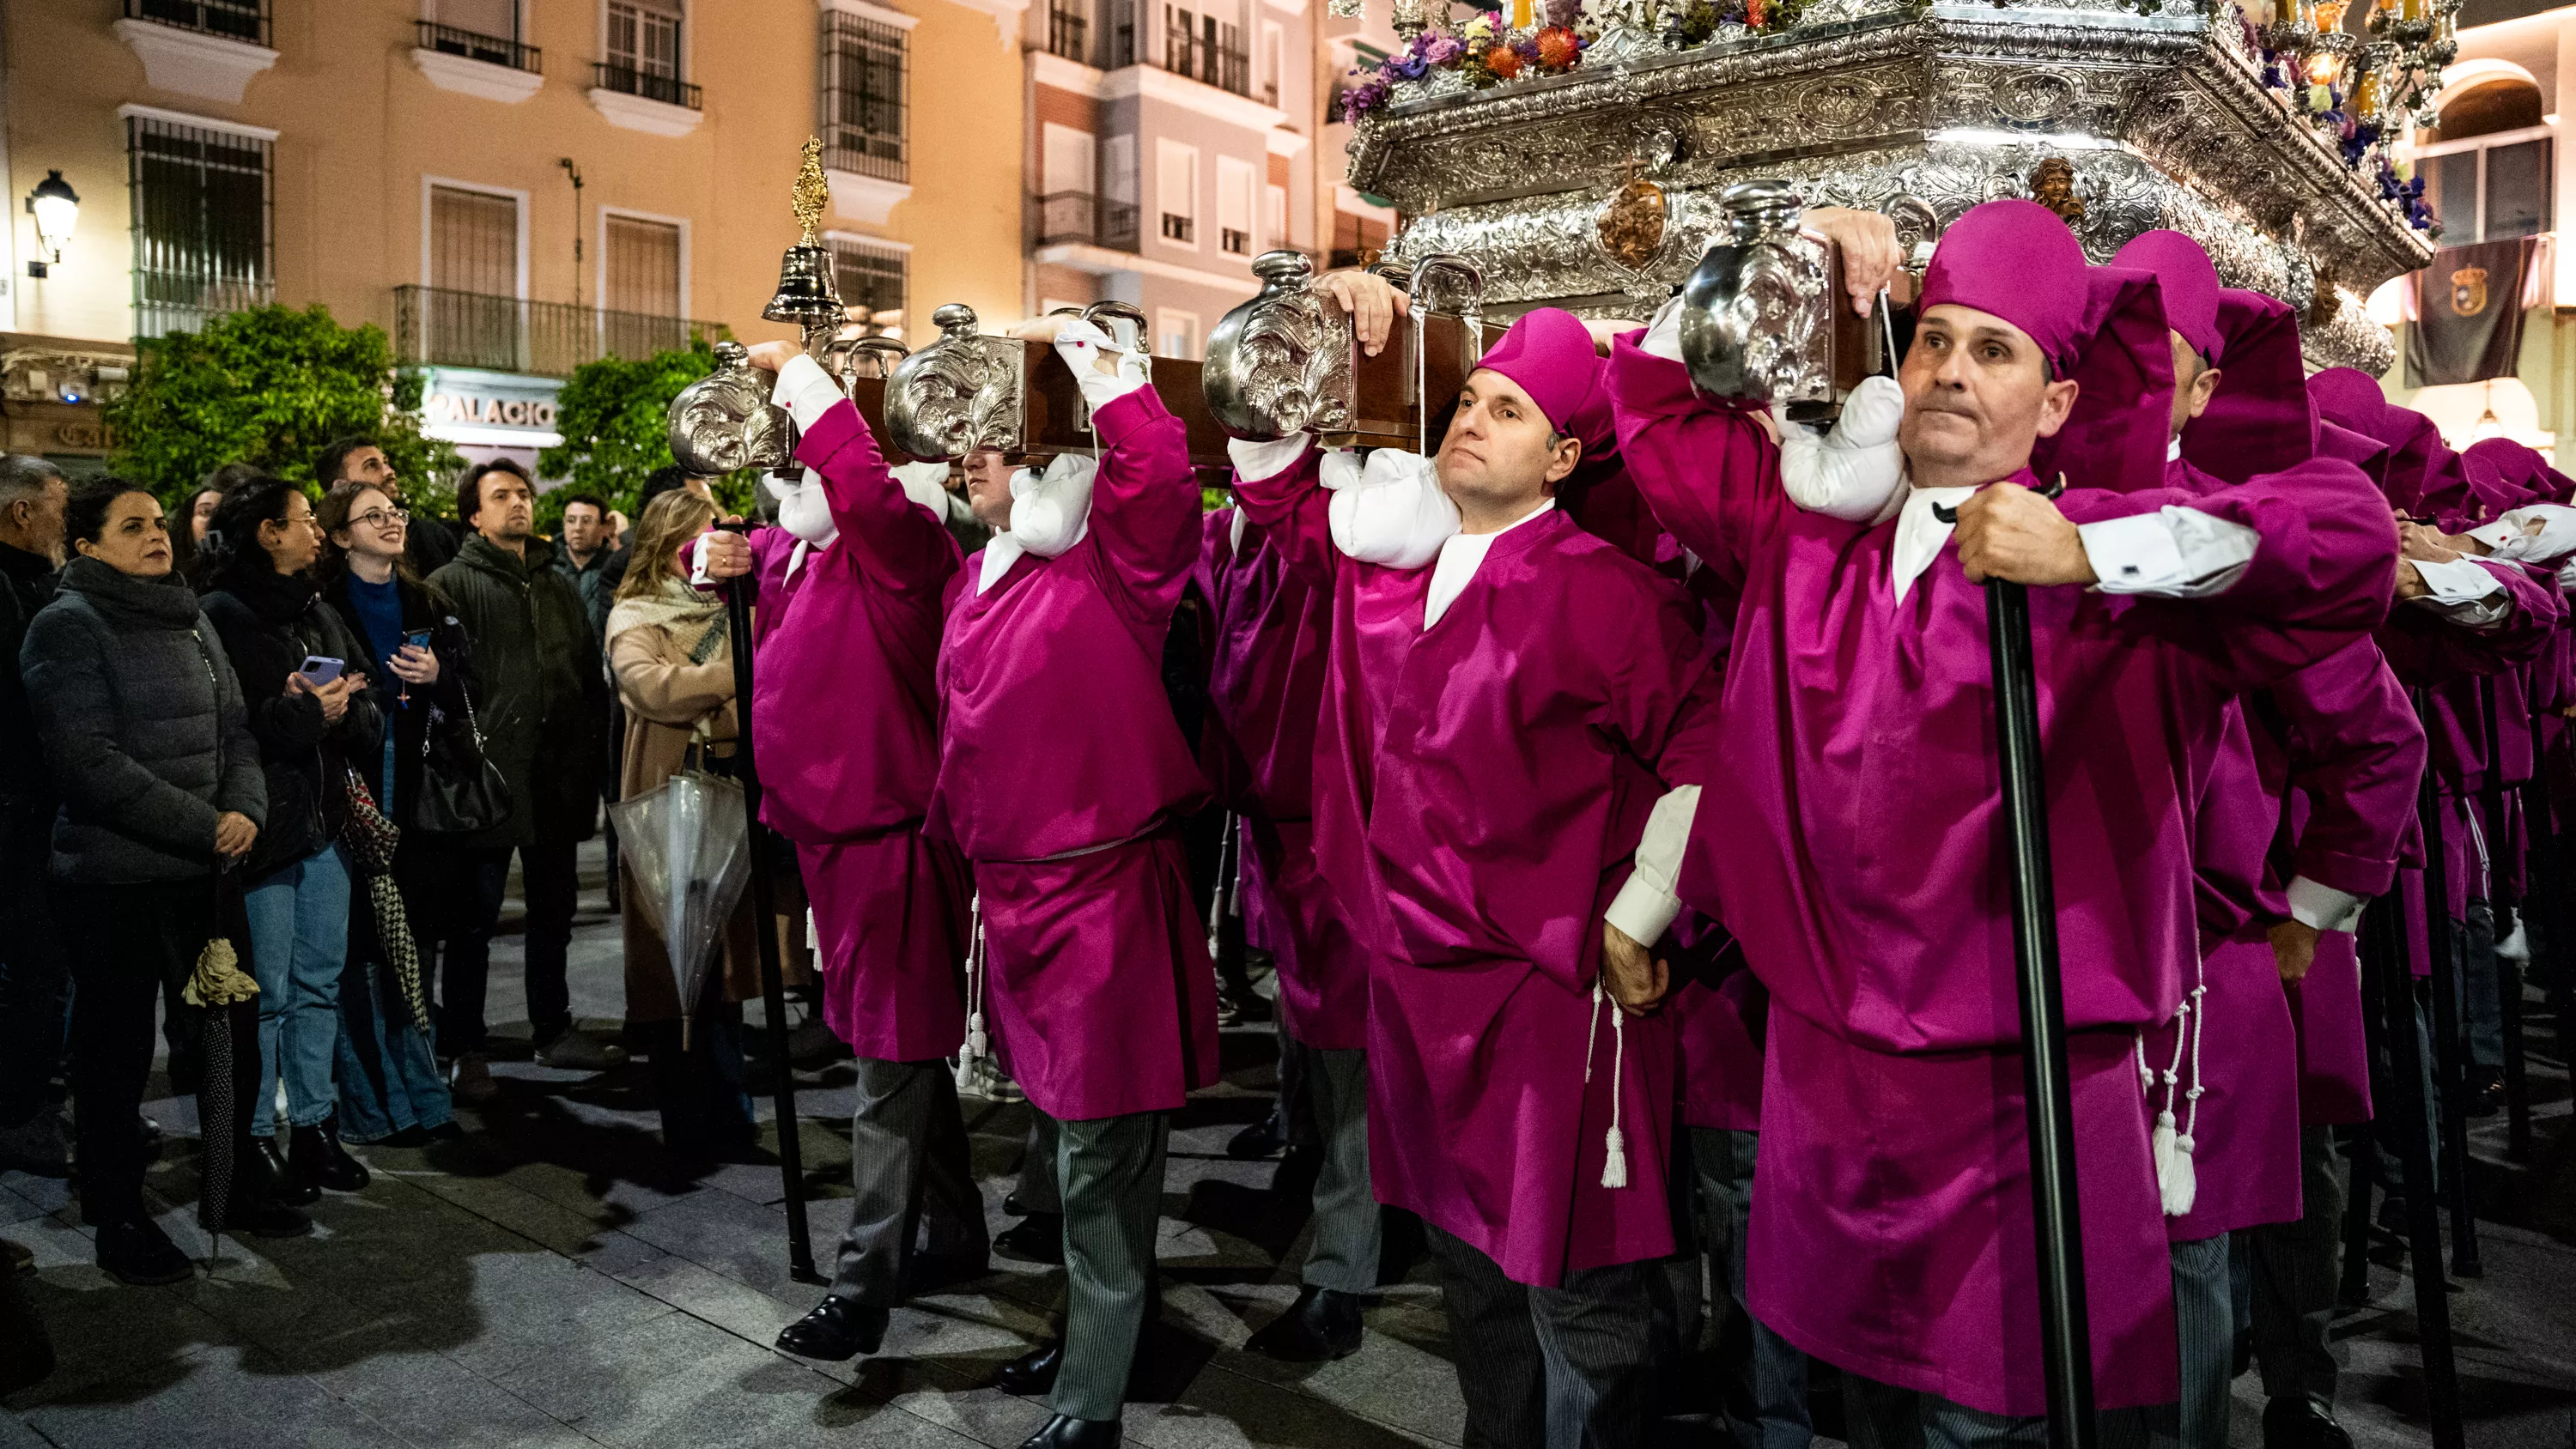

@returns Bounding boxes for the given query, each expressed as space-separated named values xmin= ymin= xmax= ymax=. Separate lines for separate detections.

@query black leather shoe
xmin=1003 ymin=1191 xmax=1049 ymax=1218
xmin=994 ymin=1212 xmax=1064 ymax=1264
xmin=292 ymin=1121 xmax=369 ymax=1193
xmin=2263 ymin=1397 xmax=2354 ymax=1449
xmin=256 ymin=1137 xmax=321 ymax=1205
xmin=95 ymin=1218 xmax=192 ymax=1286
xmin=1247 ymin=1284 xmax=1364 ymax=1361
xmin=1226 ymin=1106 xmax=1288 ymax=1161
xmin=227 ymin=1193 xmax=313 ymax=1239
xmin=995 ymin=1340 xmax=1063 ymax=1396
xmin=1016 ymin=1412 xmax=1121 ymax=1448
xmin=775 ymin=1295 xmax=889 ymax=1360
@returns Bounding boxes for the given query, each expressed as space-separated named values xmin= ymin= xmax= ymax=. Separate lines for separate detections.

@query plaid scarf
xmin=342 ymin=767 xmax=431 ymax=1030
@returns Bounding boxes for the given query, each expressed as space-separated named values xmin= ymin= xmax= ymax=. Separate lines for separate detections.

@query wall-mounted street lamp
xmin=26 ymin=171 xmax=80 ymax=279
xmin=26 ymin=170 xmax=79 ymax=278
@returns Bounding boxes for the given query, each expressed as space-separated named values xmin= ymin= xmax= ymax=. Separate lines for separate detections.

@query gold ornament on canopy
xmin=791 ymin=136 xmax=829 ymax=247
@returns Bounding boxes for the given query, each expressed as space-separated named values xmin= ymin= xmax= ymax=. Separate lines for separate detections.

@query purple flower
xmin=1422 ymin=32 xmax=1465 ymax=64
xmin=1388 ymin=51 xmax=1430 ymax=79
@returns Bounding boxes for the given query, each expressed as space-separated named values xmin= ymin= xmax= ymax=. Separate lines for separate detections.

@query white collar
xmin=2166 ymin=436 xmax=2183 ymax=462
xmin=975 ymin=533 xmax=1025 ymax=596
xmin=1228 ymin=506 xmax=1246 ymax=555
xmin=1892 ymin=486 xmax=1977 ymax=607
xmin=786 ymin=537 xmax=830 ymax=585
xmin=1424 ymin=498 xmax=1553 ymax=628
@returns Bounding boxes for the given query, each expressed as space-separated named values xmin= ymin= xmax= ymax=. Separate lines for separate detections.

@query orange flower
xmin=1484 ymin=43 xmax=1523 ymax=78
xmin=1534 ymin=24 xmax=1580 ymax=68
xmin=1746 ymin=0 xmax=1769 ymax=26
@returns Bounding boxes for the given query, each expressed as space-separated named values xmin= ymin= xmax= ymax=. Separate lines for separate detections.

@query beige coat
xmin=607 ymin=597 xmax=767 ymax=1023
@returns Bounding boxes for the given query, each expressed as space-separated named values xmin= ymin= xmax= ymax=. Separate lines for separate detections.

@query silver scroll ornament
xmin=666 ymin=341 xmax=797 ymax=476
xmin=886 ymin=303 xmax=1027 ymax=461
xmin=1202 ymin=251 xmax=1358 ymax=441
xmin=1677 ymin=181 xmax=1833 ymax=412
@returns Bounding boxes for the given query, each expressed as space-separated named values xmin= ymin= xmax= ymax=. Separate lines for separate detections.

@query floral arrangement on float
xmin=1335 ymin=0 xmax=1809 ymax=122
xmin=2238 ymin=0 xmax=2454 ymax=233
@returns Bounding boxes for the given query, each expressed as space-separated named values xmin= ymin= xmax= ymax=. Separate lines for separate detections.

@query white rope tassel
xmin=1585 ymin=984 xmax=1631 ymax=1190
xmin=961 ymin=891 xmax=990 ymax=1065
xmin=2168 ymin=973 xmax=2208 ymax=1218
xmin=2151 ymin=993 xmax=2188 ymax=1210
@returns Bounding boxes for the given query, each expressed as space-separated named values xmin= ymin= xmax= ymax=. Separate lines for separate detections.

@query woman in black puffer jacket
xmin=21 ymin=476 xmax=306 ymax=1285
xmin=199 ymin=479 xmax=383 ymax=1201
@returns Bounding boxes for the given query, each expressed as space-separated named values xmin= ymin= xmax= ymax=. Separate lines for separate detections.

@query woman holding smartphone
xmin=200 ymin=478 xmax=384 ymax=1200
xmin=319 ymin=482 xmax=469 ymax=1144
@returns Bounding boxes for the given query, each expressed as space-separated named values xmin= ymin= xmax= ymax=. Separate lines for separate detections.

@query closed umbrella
xmin=609 ymin=763 xmax=754 ymax=1048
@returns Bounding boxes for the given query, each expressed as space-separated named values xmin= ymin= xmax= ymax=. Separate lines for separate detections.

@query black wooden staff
xmin=1933 ymin=488 xmax=2094 ymax=1449
xmin=2362 ymin=879 xmax=2464 ymax=1449
xmin=2413 ymin=688 xmax=2482 ymax=1279
xmin=1985 ymin=576 xmax=2094 ymax=1449
xmin=2479 ymin=676 xmax=2532 ymax=1161
xmin=724 ymin=549 xmax=820 ymax=1284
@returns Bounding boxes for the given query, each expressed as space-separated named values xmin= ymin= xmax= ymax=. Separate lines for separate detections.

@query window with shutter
xmin=1157 ymin=141 xmax=1197 ymax=248
xmin=1217 ymin=157 xmax=1255 ymax=257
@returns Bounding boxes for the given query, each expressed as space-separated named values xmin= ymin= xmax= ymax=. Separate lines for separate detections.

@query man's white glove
xmin=1641 ymin=293 xmax=1686 ymax=364
xmin=1009 ymin=453 xmax=1097 ymax=558
xmin=890 ymin=459 xmax=954 ymax=519
xmin=765 ymin=468 xmax=838 ymax=546
xmin=1774 ymin=374 xmax=1906 ymax=524
xmin=1323 ymin=449 xmax=1458 ymax=568
xmin=1052 ymin=317 xmax=1152 ymax=410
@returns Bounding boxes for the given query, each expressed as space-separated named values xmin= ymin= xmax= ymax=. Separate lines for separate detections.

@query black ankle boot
xmin=257 ymin=1137 xmax=320 ymax=1206
xmin=292 ymin=1120 xmax=369 ymax=1192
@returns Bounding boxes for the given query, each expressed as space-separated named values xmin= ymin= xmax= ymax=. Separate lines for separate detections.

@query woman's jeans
xmin=335 ymin=948 xmax=453 ymax=1142
xmin=244 ymin=843 xmax=351 ymax=1137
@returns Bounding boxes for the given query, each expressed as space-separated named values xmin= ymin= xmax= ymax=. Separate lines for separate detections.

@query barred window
xmin=126 ymin=114 xmax=274 ymax=342
xmin=822 ymin=10 xmax=908 ymax=184
xmin=829 ymin=238 xmax=907 ymax=327
xmin=606 ymin=0 xmax=682 ymax=79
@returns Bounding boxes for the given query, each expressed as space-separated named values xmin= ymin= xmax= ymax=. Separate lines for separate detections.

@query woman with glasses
xmin=317 ymin=482 xmax=471 ymax=1146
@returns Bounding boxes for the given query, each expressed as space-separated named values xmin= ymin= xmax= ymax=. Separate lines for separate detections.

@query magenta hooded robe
xmin=1604 ymin=201 xmax=2397 ymax=1416
xmin=932 ymin=387 xmax=1222 ymax=1121
xmin=742 ymin=402 xmax=974 ymax=1063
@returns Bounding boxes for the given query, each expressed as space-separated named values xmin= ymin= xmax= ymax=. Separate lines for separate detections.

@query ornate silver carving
xmin=1678 ymin=183 xmax=1837 ymax=411
xmin=886 ymin=304 xmax=1026 ymax=461
xmin=1204 ymin=251 xmax=1358 ymax=441
xmin=1349 ymin=4 xmax=2428 ymax=370
xmin=666 ymin=341 xmax=795 ymax=477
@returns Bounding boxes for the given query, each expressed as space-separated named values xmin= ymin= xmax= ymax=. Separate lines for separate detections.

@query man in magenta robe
xmin=1230 ymin=301 xmax=1728 ymax=1446
xmin=1196 ymin=494 xmax=1384 ymax=1360
xmin=2112 ymin=231 xmax=2427 ymax=1449
xmin=1603 ymin=199 xmax=2397 ymax=1438
xmin=698 ymin=344 xmax=984 ymax=1363
xmin=933 ymin=319 xmax=1222 ymax=1449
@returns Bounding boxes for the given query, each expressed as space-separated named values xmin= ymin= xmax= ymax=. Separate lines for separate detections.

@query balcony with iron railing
xmin=394 ymin=286 xmax=723 ymax=379
xmin=416 ymin=20 xmax=540 ymax=72
xmin=123 ymin=0 xmax=268 ymax=45
xmin=591 ymin=62 xmax=701 ymax=110
xmin=1032 ymin=192 xmax=1142 ymax=252
xmin=1157 ymin=27 xmax=1249 ymax=96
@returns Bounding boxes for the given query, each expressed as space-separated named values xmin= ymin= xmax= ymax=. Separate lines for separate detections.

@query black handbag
xmin=416 ymin=678 xmax=513 ymax=837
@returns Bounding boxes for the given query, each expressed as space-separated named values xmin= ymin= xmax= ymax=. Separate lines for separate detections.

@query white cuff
xmin=1077 ymin=361 xmax=1152 ymax=410
xmin=770 ymin=353 xmax=847 ymax=433
xmin=1605 ymin=784 xmax=1699 ymax=945
xmin=2405 ymin=555 xmax=2512 ymax=629
xmin=2285 ymin=875 xmax=2367 ymax=936
xmin=2470 ymin=504 xmax=2576 ymax=566
xmin=1227 ymin=433 xmax=1312 ymax=482
xmin=2080 ymin=506 xmax=2257 ymax=597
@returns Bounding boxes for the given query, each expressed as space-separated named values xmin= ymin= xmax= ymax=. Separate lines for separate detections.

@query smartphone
xmin=398 ymin=632 xmax=431 ymax=706
xmin=296 ymin=655 xmax=344 ymax=688
xmin=403 ymin=631 xmax=433 ymax=653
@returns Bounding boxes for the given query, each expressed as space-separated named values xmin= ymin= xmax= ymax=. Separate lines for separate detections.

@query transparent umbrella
xmin=608 ymin=765 xmax=753 ymax=1047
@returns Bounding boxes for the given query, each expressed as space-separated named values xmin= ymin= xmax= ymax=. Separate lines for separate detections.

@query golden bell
xmin=762 ymin=243 xmax=843 ymax=328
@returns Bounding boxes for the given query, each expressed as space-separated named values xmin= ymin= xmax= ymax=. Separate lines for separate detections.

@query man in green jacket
xmin=429 ymin=459 xmax=621 ymax=1100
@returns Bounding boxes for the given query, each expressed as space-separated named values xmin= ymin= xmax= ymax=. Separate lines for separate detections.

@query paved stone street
xmin=5 ymin=840 xmax=2575 ymax=1449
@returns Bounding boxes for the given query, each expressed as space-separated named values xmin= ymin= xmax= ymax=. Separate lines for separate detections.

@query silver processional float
xmin=674 ymin=0 xmax=2465 ymax=1417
